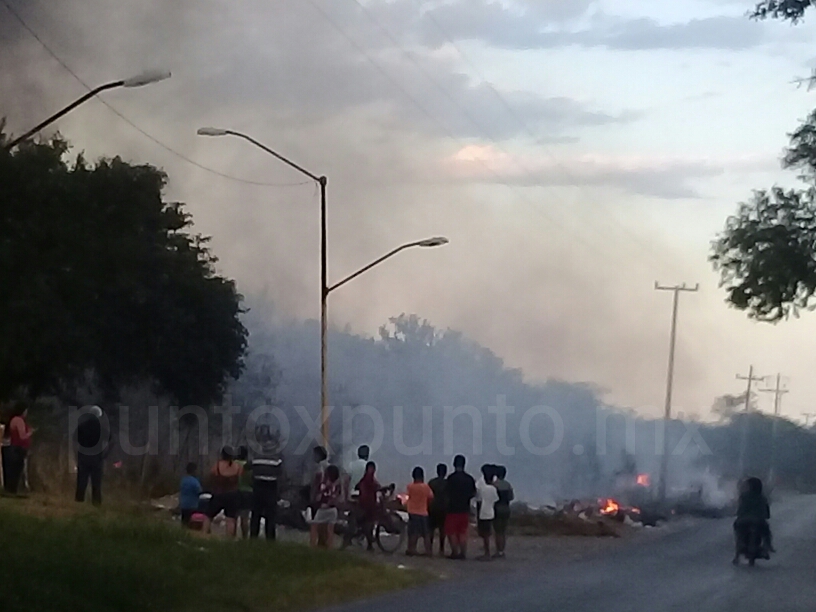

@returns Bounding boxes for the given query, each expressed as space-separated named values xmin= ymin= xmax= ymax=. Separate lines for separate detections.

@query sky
xmin=2 ymin=0 xmax=816 ymax=423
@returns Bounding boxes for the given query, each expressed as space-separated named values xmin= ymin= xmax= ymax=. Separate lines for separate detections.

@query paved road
xmin=329 ymin=494 xmax=816 ymax=612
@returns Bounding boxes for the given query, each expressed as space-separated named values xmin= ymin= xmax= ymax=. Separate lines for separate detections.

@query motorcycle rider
xmin=732 ymin=476 xmax=773 ymax=564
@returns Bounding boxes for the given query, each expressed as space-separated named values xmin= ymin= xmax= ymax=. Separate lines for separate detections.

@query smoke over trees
xmin=221 ymin=308 xmax=816 ymax=501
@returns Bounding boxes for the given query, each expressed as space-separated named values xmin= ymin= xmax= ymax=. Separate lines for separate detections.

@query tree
xmin=751 ymin=1 xmax=815 ymax=22
xmin=0 ymin=134 xmax=247 ymax=405
xmin=378 ymin=313 xmax=441 ymax=349
xmin=711 ymin=393 xmax=755 ymax=422
xmin=710 ymin=111 xmax=816 ymax=321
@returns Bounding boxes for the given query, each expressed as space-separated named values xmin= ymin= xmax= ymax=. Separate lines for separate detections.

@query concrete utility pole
xmin=759 ymin=374 xmax=788 ymax=486
xmin=655 ymin=281 xmax=699 ymax=503
xmin=737 ymin=366 xmax=766 ymax=477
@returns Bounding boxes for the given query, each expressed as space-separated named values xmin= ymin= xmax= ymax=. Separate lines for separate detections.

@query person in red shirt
xmin=205 ymin=446 xmax=243 ymax=538
xmin=406 ymin=466 xmax=434 ymax=557
xmin=355 ymin=461 xmax=381 ymax=550
xmin=5 ymin=403 xmax=33 ymax=494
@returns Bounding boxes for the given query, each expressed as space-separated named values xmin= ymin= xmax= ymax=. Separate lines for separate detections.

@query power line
xmin=0 ymin=0 xmax=311 ymax=188
xmin=759 ymin=373 xmax=789 ymax=484
xmin=408 ymin=0 xmax=680 ymax=274
xmin=408 ymin=0 xmax=740 ymax=368
xmin=758 ymin=374 xmax=789 ymax=417
xmin=344 ymin=0 xmax=683 ymax=276
xmin=736 ymin=366 xmax=767 ymax=477
xmin=306 ymin=0 xmax=613 ymax=260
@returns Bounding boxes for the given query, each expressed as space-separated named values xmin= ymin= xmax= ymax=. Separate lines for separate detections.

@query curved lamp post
xmin=197 ymin=126 xmax=449 ymax=448
xmin=5 ymin=70 xmax=171 ymax=150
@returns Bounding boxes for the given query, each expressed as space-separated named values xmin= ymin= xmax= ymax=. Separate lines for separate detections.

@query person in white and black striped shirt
xmin=249 ymin=425 xmax=284 ymax=540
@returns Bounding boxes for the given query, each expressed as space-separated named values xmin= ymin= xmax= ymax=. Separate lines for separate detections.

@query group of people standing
xmin=401 ymin=455 xmax=514 ymax=561
xmin=178 ymin=440 xmax=516 ymax=560
xmin=337 ymin=447 xmax=515 ymax=560
xmin=179 ymin=425 xmax=284 ymax=540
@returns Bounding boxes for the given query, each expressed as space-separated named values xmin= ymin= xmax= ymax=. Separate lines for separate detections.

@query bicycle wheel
xmin=375 ymin=511 xmax=406 ymax=554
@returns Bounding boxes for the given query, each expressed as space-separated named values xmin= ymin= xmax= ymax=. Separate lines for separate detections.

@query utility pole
xmin=737 ymin=366 xmax=766 ymax=478
xmin=655 ymin=281 xmax=699 ymax=503
xmin=759 ymin=374 xmax=788 ymax=486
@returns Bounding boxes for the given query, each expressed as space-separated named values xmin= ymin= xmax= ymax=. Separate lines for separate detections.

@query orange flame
xmin=636 ymin=474 xmax=650 ymax=487
xmin=599 ymin=498 xmax=620 ymax=515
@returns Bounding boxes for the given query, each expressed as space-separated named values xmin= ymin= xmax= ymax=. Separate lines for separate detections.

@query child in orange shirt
xmin=406 ymin=466 xmax=434 ymax=556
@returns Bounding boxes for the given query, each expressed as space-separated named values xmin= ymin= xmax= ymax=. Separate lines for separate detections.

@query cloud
xmin=596 ymin=16 xmax=766 ymax=50
xmin=411 ymin=0 xmax=768 ymax=51
xmin=440 ymin=145 xmax=733 ymax=198
xmin=0 ymin=0 xmax=639 ymax=144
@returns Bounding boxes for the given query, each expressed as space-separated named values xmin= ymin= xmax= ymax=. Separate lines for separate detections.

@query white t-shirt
xmin=346 ymin=458 xmax=367 ymax=493
xmin=476 ymin=479 xmax=499 ymax=520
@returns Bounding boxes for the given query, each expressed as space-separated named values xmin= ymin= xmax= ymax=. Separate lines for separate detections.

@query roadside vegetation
xmin=0 ymin=496 xmax=426 ymax=612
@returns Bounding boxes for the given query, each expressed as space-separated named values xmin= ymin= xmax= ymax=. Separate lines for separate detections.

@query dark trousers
xmin=250 ymin=480 xmax=278 ymax=540
xmin=76 ymin=455 xmax=103 ymax=505
xmin=734 ymin=518 xmax=771 ymax=551
xmin=4 ymin=446 xmax=27 ymax=494
xmin=343 ymin=501 xmax=360 ymax=546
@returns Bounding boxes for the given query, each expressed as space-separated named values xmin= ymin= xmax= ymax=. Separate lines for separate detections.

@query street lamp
xmin=327 ymin=238 xmax=449 ymax=294
xmin=5 ymin=70 xmax=171 ymax=150
xmin=197 ymin=127 xmax=449 ymax=449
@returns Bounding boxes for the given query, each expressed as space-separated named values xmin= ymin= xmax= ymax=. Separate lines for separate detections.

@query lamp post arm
xmin=225 ymin=131 xmax=322 ymax=183
xmin=5 ymin=80 xmax=125 ymax=150
xmin=327 ymin=242 xmax=424 ymax=294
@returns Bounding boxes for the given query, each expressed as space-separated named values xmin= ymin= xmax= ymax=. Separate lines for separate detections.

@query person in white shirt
xmin=475 ymin=464 xmax=499 ymax=561
xmin=341 ymin=445 xmax=370 ymax=549
xmin=345 ymin=445 xmax=369 ymax=498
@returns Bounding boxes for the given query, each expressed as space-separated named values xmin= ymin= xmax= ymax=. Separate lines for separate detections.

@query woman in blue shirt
xmin=180 ymin=462 xmax=203 ymax=526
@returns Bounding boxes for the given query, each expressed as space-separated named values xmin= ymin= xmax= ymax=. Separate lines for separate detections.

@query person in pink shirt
xmin=5 ymin=403 xmax=33 ymax=494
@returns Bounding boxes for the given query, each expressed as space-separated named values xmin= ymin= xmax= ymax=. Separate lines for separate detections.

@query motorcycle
xmin=734 ymin=522 xmax=770 ymax=566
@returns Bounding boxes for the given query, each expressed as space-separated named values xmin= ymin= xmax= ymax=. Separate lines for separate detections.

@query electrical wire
xmin=0 ymin=0 xmax=312 ymax=188
xmin=306 ymin=0 xmax=606 ymax=258
xmin=345 ymin=0 xmax=685 ymax=277
xmin=410 ymin=0 xmax=686 ymax=277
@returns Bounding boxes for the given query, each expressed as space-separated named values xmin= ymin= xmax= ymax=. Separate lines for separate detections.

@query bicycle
xmin=337 ymin=484 xmax=407 ymax=554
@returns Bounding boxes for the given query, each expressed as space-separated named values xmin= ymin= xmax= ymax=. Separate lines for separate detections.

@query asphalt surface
xmin=328 ymin=494 xmax=816 ymax=612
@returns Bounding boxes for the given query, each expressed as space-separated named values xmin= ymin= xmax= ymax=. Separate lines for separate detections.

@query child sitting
xmin=179 ymin=462 xmax=203 ymax=527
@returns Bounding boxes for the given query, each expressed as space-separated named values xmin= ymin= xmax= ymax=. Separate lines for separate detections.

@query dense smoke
xmin=1 ymin=0 xmax=736 ymax=418
xmin=228 ymin=307 xmax=729 ymax=504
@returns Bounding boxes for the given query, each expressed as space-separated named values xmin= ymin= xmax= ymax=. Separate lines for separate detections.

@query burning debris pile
xmin=509 ymin=494 xmax=665 ymax=537
xmin=565 ymin=497 xmax=663 ymax=527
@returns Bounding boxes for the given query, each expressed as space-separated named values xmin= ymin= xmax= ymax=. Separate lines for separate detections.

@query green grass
xmin=0 ymin=498 xmax=427 ymax=612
